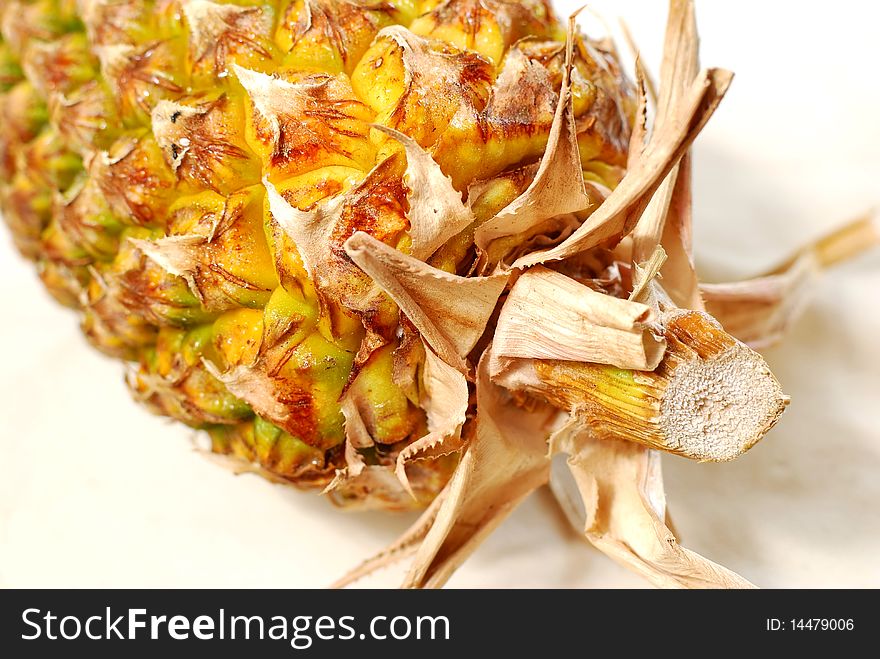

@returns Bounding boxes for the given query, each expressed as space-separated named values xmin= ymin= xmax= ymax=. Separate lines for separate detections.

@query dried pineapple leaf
xmin=344 ymin=231 xmax=508 ymax=372
xmin=658 ymin=154 xmax=703 ymax=309
xmin=203 ymin=358 xmax=297 ymax=435
xmin=233 ymin=65 xmax=304 ymax=149
xmin=377 ymin=25 xmax=490 ymax=135
xmin=701 ymin=214 xmax=879 ymax=348
xmin=631 ymin=174 xmax=678 ymax=266
xmin=702 ymin=267 xmax=813 ymax=350
xmin=263 ymin=172 xmax=392 ymax=352
xmin=203 ymin=310 xmax=325 ymax=441
xmin=128 ymin=234 xmax=203 ymax=293
xmin=776 ymin=212 xmax=880 ymax=270
xmin=263 ymin=176 xmax=345 ymax=281
xmin=323 ymin=390 xmax=426 ymax=510
xmin=340 ymin=394 xmax=375 ymax=450
xmin=391 ymin=320 xmax=426 ymax=404
xmin=656 ymin=0 xmax=700 ymax=120
xmin=619 ymin=19 xmax=658 ymax=106
xmin=330 ymin=346 xmax=468 ymax=502
xmin=332 ymin=487 xmax=449 ymax=589
xmin=326 ymin=466 xmax=419 ymax=511
xmin=474 ymin=15 xmax=591 ymax=267
xmin=493 ymin=266 xmax=666 ymax=370
xmin=550 ymin=428 xmax=755 ymax=588
xmin=628 ymin=245 xmax=667 ymax=304
xmin=402 ymin=351 xmax=557 ymax=589
xmin=626 ymin=57 xmax=649 ymax=168
xmin=127 ymin=189 xmax=271 ymax=313
xmin=342 ymin=439 xmax=366 ymax=476
xmin=322 ymin=442 xmax=366 ymax=495
xmin=322 ymin=398 xmax=371 ymax=494
xmin=513 ymin=66 xmax=733 ymax=269
xmin=395 ymin=343 xmax=469 ymax=496
xmin=483 ymin=47 xmax=557 ymax=127
xmin=638 ymin=0 xmax=703 ymax=310
xmin=372 ymin=125 xmax=476 ymax=259
xmin=231 ymin=64 xmax=372 ymax=167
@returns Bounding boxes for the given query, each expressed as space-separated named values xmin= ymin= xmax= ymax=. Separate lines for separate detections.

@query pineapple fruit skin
xmin=0 ymin=0 xmax=634 ymax=508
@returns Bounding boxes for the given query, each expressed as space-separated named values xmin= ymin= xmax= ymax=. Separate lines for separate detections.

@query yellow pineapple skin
xmin=0 ymin=0 xmax=634 ymax=508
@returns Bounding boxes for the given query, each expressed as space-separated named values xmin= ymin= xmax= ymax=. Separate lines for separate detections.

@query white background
xmin=1 ymin=0 xmax=878 ymax=587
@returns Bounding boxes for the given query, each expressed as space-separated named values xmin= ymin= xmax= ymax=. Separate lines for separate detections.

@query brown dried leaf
xmin=324 ymin=341 xmax=468 ymax=500
xmin=473 ymin=16 xmax=591 ymax=267
xmin=659 ymin=154 xmax=703 ymax=310
xmin=701 ymin=264 xmax=816 ymax=350
xmin=332 ymin=486 xmax=449 ymax=589
xmin=321 ymin=442 xmax=366 ymax=495
xmin=263 ymin=170 xmax=396 ymax=354
xmin=626 ymin=57 xmax=649 ymax=169
xmin=322 ymin=398 xmax=371 ymax=494
xmin=391 ymin=320 xmax=425 ymax=404
xmin=204 ymin=359 xmax=292 ymax=429
xmin=395 ymin=344 xmax=469 ymax=495
xmin=340 ymin=395 xmax=375 ymax=451
xmin=628 ymin=245 xmax=667 ymax=304
xmin=326 ymin=466 xmax=420 ymax=511
xmin=263 ymin=175 xmax=345 ymax=282
xmin=493 ymin=266 xmax=666 ymax=370
xmin=483 ymin=47 xmax=557 ymax=126
xmin=702 ymin=214 xmax=879 ymax=347
xmin=128 ymin=234 xmax=204 ymax=295
xmin=182 ymin=0 xmax=274 ymax=76
xmin=373 ymin=25 xmax=494 ymax=153
xmin=344 ymin=231 xmax=508 ymax=372
xmin=656 ymin=0 xmax=700 ymax=121
xmin=550 ymin=427 xmax=755 ymax=588
xmin=372 ymin=125 xmax=476 ymax=260
xmin=233 ymin=64 xmax=374 ymax=174
xmin=618 ymin=19 xmax=658 ymax=106
xmin=631 ymin=173 xmax=678 ymax=265
xmin=402 ymin=351 xmax=557 ymax=588
xmin=512 ymin=66 xmax=733 ymax=269
xmin=646 ymin=0 xmax=703 ymax=310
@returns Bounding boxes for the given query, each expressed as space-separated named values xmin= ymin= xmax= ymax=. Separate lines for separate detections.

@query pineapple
xmin=9 ymin=0 xmax=848 ymax=588
xmin=0 ymin=0 xmax=634 ymax=506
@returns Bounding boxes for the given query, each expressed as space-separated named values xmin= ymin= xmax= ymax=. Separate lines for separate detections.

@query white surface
xmin=1 ymin=0 xmax=878 ymax=588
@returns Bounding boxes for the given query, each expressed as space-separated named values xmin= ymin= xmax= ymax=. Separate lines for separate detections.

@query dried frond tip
xmin=493 ymin=266 xmax=666 ymax=371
